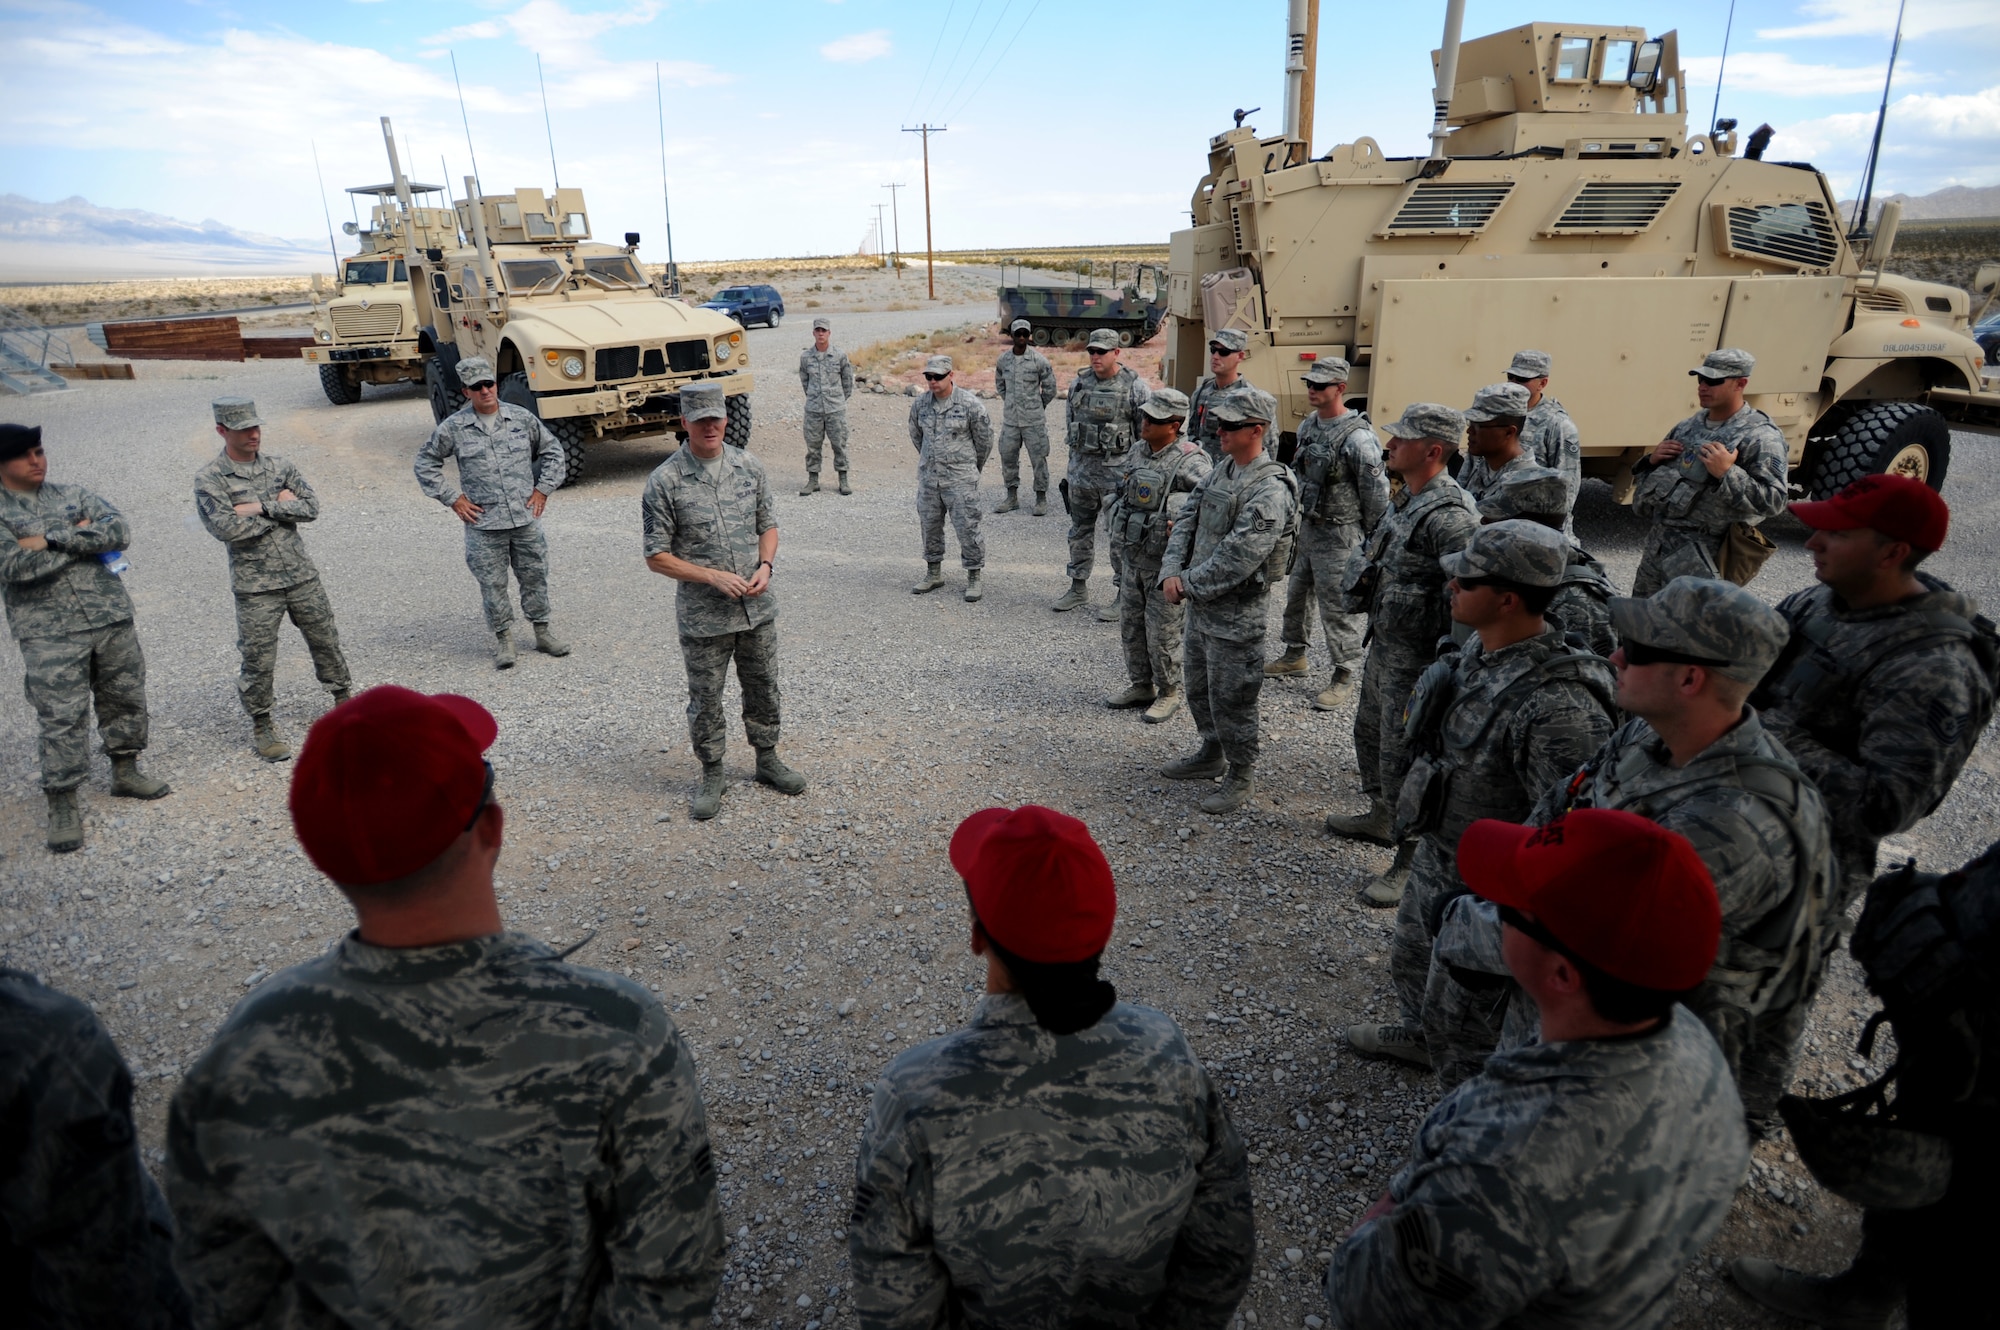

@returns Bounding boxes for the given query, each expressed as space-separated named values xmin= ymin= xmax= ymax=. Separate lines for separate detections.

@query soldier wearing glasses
xmin=1186 ymin=328 xmax=1275 ymax=462
xmin=908 ymin=355 xmax=994 ymax=603
xmin=1053 ymin=330 xmax=1149 ymax=617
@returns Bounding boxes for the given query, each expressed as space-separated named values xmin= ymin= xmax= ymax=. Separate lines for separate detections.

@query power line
xmin=924 ymin=0 xmax=989 ymax=122
xmin=905 ymin=0 xmax=961 ymax=120
xmin=942 ymin=0 xmax=1045 ymax=122
xmin=931 ymin=0 xmax=1015 ymax=122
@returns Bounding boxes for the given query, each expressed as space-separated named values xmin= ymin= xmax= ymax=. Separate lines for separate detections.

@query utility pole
xmin=871 ymin=203 xmax=891 ymax=269
xmin=900 ymin=126 xmax=946 ymax=300
xmin=883 ymin=182 xmax=906 ymax=279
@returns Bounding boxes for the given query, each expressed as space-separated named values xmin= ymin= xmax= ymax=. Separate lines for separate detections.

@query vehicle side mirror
xmin=625 ymin=232 xmax=641 ymax=247
xmin=1628 ymin=38 xmax=1663 ymax=92
xmin=1975 ymin=263 xmax=2000 ymax=297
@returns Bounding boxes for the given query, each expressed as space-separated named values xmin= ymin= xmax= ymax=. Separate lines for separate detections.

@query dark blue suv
xmin=702 ymin=283 xmax=784 ymax=328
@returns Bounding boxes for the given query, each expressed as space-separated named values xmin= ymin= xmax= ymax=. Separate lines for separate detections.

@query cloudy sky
xmin=3 ymin=0 xmax=1996 ymax=264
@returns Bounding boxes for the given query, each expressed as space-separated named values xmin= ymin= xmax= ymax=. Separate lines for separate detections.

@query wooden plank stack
xmin=97 ymin=316 xmax=246 ymax=361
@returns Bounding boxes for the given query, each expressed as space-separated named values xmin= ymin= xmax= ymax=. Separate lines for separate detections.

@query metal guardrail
xmin=0 ymin=306 xmax=71 ymax=394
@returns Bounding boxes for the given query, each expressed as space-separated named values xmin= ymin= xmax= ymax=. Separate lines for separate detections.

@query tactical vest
xmin=1339 ymin=479 xmax=1470 ymax=616
xmin=1296 ymin=412 xmax=1374 ymax=524
xmin=1186 ymin=455 xmax=1300 ymax=596
xmin=1068 ymin=367 xmax=1141 ymax=456
xmin=1115 ymin=443 xmax=1203 ymax=561
xmin=1656 ymin=408 xmax=1780 ymax=525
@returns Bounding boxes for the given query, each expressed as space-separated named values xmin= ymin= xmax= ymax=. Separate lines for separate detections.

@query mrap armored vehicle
xmin=1164 ymin=12 xmax=2000 ymax=498
xmin=996 ymin=261 xmax=1170 ymax=347
xmin=301 ymin=180 xmax=459 ymax=405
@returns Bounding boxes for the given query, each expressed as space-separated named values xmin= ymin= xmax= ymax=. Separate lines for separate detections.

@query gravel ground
xmin=2 ymin=312 xmax=1995 ymax=1329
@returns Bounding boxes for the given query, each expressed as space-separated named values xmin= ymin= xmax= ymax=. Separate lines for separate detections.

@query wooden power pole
xmin=883 ymin=182 xmax=906 ymax=279
xmin=901 ymin=125 xmax=946 ymax=300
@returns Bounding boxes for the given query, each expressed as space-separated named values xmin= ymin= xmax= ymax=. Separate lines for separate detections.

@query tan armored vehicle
xmin=1165 ymin=12 xmax=2000 ymax=498
xmin=301 ymin=182 xmax=459 ymax=405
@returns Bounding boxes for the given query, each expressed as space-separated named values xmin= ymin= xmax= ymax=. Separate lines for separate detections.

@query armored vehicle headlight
xmin=316 ymin=328 xmax=332 ymax=342
xmin=716 ymin=333 xmax=740 ymax=364
xmin=561 ymin=354 xmax=585 ymax=379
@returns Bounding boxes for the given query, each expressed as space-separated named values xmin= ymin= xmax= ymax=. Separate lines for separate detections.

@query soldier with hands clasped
xmin=798 ymin=316 xmax=856 ymax=496
xmin=992 ymin=318 xmax=1057 ymax=515
xmin=1053 ymin=329 xmax=1149 ymax=617
xmin=908 ymin=355 xmax=994 ymax=603
xmin=1105 ymin=387 xmax=1210 ymax=724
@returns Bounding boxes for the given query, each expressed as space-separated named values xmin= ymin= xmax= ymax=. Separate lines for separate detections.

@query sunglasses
xmin=1208 ymin=344 xmax=1237 ymax=355
xmin=923 ymin=372 xmax=949 ymax=381
xmin=1086 ymin=348 xmax=1115 ymax=356
xmin=467 ymin=380 xmax=498 ymax=392
xmin=1497 ymin=904 xmax=1573 ymax=957
xmin=1452 ymin=575 xmax=1499 ymax=592
xmin=463 ymin=759 xmax=496 ymax=832
xmin=1618 ymin=637 xmax=1730 ymax=669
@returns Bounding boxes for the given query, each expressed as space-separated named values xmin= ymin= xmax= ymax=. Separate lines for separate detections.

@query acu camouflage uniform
xmin=849 ymin=994 xmax=1253 ymax=1329
xmin=166 ymin=931 xmax=723 ymax=1329
xmin=1186 ymin=377 xmax=1277 ymax=462
xmin=414 ymin=400 xmax=568 ymax=632
xmin=0 ymin=481 xmax=152 ymax=792
xmin=642 ymin=444 xmax=783 ymax=767
xmin=1111 ymin=430 xmax=1211 ymax=694
xmin=1457 ymin=452 xmax=1539 ymax=508
xmin=798 ymin=343 xmax=856 ymax=478
xmin=1063 ymin=364 xmax=1149 ymax=584
xmin=1550 ymin=550 xmax=1619 ymax=657
xmin=194 ymin=451 xmax=351 ymax=717
xmin=1631 ymin=404 xmax=1787 ymax=596
xmin=993 ymin=344 xmax=1058 ymax=497
xmin=1 ymin=968 xmax=191 ymax=1330
xmin=1279 ymin=411 xmax=1389 ymax=666
xmin=1325 ymin=1007 xmax=1748 ymax=1330
xmin=1522 ymin=397 xmax=1583 ymax=528
xmin=910 ymin=386 xmax=995 ymax=571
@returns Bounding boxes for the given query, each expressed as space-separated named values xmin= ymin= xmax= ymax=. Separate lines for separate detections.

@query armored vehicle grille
xmin=642 ymin=348 xmax=665 ymax=376
xmin=1378 ymin=181 xmax=1514 ymax=236
xmin=596 ymin=346 xmax=640 ymax=381
xmin=667 ymin=340 xmax=711 ymax=372
xmin=330 ymin=305 xmax=402 ymax=339
xmin=1721 ymin=201 xmax=1841 ymax=270
xmin=1855 ymin=287 xmax=1908 ymax=313
xmin=1544 ymin=181 xmax=1680 ymax=235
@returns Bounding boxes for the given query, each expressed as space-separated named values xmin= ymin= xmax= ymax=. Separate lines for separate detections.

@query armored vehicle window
xmin=526 ymin=214 xmax=557 ymax=239
xmin=343 ymin=260 xmax=405 ymax=285
xmin=496 ymin=201 xmax=524 ymax=230
xmin=1554 ymin=35 xmax=1593 ymax=82
xmin=1720 ymin=201 xmax=1841 ymax=270
xmin=431 ymin=272 xmax=452 ymax=309
xmin=560 ymin=212 xmax=588 ymax=238
xmin=500 ymin=259 xmax=568 ymax=294
xmin=1600 ymin=39 xmax=1636 ymax=83
xmin=581 ymin=256 xmax=646 ymax=289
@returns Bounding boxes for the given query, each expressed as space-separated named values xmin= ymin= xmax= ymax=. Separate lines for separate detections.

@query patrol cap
xmin=1609 ymin=575 xmax=1790 ymax=682
xmin=924 ymin=354 xmax=954 ymax=376
xmin=952 ymin=805 xmax=1116 ymax=964
xmin=289 ymin=685 xmax=498 ymax=889
xmin=1691 ymin=347 xmax=1755 ymax=380
xmin=1439 ymin=518 xmax=1570 ymax=588
xmin=1464 ymin=382 xmax=1533 ymax=424
xmin=1458 ymin=809 xmax=1721 ymax=991
xmin=1009 ymin=318 xmax=1032 ymax=334
xmin=1303 ymin=357 xmax=1350 ymax=386
xmin=1139 ymin=386 xmax=1191 ymax=421
xmin=1208 ymin=328 xmax=1249 ymax=354
xmin=1210 ymin=394 xmax=1272 ymax=428
xmin=0 ymin=423 xmax=42 ymax=462
xmin=212 ymin=397 xmax=264 ymax=430
xmin=1085 ymin=328 xmax=1121 ymax=351
xmin=811 ymin=317 xmax=831 ymax=332
xmin=455 ymin=355 xmax=496 ymax=387
xmin=679 ymin=382 xmax=727 ymax=422
xmin=1507 ymin=349 xmax=1552 ymax=379
xmin=1788 ymin=474 xmax=1949 ymax=552
xmin=1378 ymin=402 xmax=1464 ymax=444
xmin=1477 ymin=465 xmax=1570 ymax=522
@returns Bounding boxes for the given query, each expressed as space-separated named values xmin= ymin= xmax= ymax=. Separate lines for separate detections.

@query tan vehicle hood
xmin=506 ymin=298 xmax=728 ymax=344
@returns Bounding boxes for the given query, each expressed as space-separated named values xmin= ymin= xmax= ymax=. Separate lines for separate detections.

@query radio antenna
xmin=1708 ymin=0 xmax=1737 ymax=134
xmin=309 ymin=139 xmax=341 ymax=273
xmin=655 ymin=62 xmax=680 ymax=295
xmin=1850 ymin=0 xmax=1908 ymax=237
xmin=449 ymin=50 xmax=484 ymax=198
xmin=537 ymin=54 xmax=561 ymax=189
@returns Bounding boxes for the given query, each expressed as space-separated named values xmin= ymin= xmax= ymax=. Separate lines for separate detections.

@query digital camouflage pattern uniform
xmin=849 ymin=994 xmax=1252 ymax=1329
xmin=1110 ymin=400 xmax=1210 ymax=695
xmin=194 ymin=448 xmax=350 ymax=716
xmin=1279 ymin=408 xmax=1389 ymax=667
xmin=1457 ymin=452 xmax=1538 ymax=508
xmin=1522 ymin=398 xmax=1583 ymax=527
xmin=1 ymin=968 xmax=191 ymax=1330
xmin=642 ymin=441 xmax=783 ymax=766
xmin=798 ymin=341 xmax=856 ymax=478
xmin=1476 ymin=466 xmax=1618 ymax=656
xmin=0 ymin=480 xmax=152 ymax=791
xmin=993 ymin=342 xmax=1057 ymax=498
xmin=909 ymin=374 xmax=994 ymax=571
xmin=414 ymin=398 xmax=568 ymax=632
xmin=1325 ymin=1007 xmax=1749 ymax=1330
xmin=167 ymin=932 xmax=723 ymax=1328
xmin=1631 ymin=402 xmax=1787 ymax=597
xmin=1187 ymin=378 xmax=1278 ymax=462
xmin=1063 ymin=358 xmax=1149 ymax=584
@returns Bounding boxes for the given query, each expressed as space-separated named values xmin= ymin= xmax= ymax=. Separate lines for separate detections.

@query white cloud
xmin=821 ymin=29 xmax=891 ymax=63
xmin=1758 ymin=0 xmax=2000 ymax=42
xmin=1769 ymin=84 xmax=2000 ymax=198
xmin=1681 ymin=51 xmax=1914 ymax=98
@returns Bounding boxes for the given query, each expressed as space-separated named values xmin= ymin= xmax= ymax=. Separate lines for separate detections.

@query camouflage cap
xmin=1439 ymin=518 xmax=1570 ymax=588
xmin=1303 ymin=357 xmax=1350 ymax=386
xmin=924 ymin=354 xmax=954 ymax=376
xmin=1085 ymin=328 xmax=1122 ymax=351
xmin=811 ymin=317 xmax=831 ymax=332
xmin=1139 ymin=386 xmax=1191 ymax=421
xmin=1507 ymin=349 xmax=1552 ymax=379
xmin=1464 ymin=382 xmax=1533 ymax=424
xmin=1477 ymin=465 xmax=1571 ymax=521
xmin=679 ymin=382 xmax=727 ymax=422
xmin=1609 ymin=576 xmax=1790 ymax=682
xmin=1210 ymin=393 xmax=1272 ymax=427
xmin=1209 ymin=328 xmax=1249 ymax=354
xmin=455 ymin=355 xmax=496 ymax=386
xmin=1379 ymin=401 xmax=1465 ymax=444
xmin=212 ymin=397 xmax=264 ymax=430
xmin=1691 ymin=347 xmax=1755 ymax=380
xmin=1009 ymin=318 xmax=1032 ymax=334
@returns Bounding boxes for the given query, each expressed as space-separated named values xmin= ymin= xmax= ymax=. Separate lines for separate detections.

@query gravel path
xmin=2 ymin=316 xmax=1995 ymax=1328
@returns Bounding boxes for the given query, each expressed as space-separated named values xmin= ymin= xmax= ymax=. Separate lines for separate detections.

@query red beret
xmin=950 ymin=805 xmax=1116 ymax=963
xmin=1457 ymin=809 xmax=1720 ymax=991
xmin=289 ymin=685 xmax=498 ymax=887
xmin=1788 ymin=474 xmax=1948 ymax=552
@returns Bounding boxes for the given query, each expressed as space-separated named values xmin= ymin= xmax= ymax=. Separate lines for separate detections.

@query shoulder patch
xmin=1394 ymin=1209 xmax=1478 ymax=1303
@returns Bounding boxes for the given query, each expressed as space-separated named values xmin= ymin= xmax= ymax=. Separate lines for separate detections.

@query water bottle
xmin=98 ymin=550 xmax=129 ymax=576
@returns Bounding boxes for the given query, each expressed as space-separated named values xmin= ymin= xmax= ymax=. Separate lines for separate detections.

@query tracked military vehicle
xmin=997 ymin=261 xmax=1169 ymax=348
xmin=1165 ymin=13 xmax=2000 ymax=498
xmin=301 ymin=180 xmax=458 ymax=405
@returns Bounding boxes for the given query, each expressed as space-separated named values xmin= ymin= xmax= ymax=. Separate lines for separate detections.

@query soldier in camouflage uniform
xmin=1105 ymin=387 xmax=1209 ymax=725
xmin=851 ymin=804 xmax=1253 ymax=1328
xmin=907 ymin=355 xmax=994 ymax=603
xmin=194 ymin=398 xmax=352 ymax=763
xmin=0 ymin=424 xmax=169 ymax=854
xmin=993 ymin=318 xmax=1057 ymax=515
xmin=1631 ymin=348 xmax=1788 ymax=596
xmin=1505 ymin=349 xmax=1583 ymax=529
xmin=1054 ymin=330 xmax=1149 ymax=616
xmin=1326 ymin=809 xmax=1748 ymax=1329
xmin=414 ymin=355 xmax=570 ymax=669
xmin=1325 ymin=405 xmax=1478 ymax=907
xmin=1265 ymin=358 xmax=1389 ymax=711
xmin=1455 ymin=382 xmax=1538 ymax=503
xmin=1159 ymin=396 xmax=1300 ymax=816
xmin=798 ymin=317 xmax=856 ymax=496
xmin=643 ymin=383 xmax=807 ymax=821
xmin=1478 ymin=466 xmax=1617 ymax=656
xmin=1185 ymin=328 xmax=1276 ymax=461
xmin=1345 ymin=522 xmax=1618 ymax=1080
xmin=2 ymin=968 xmax=191 ymax=1329
xmin=168 ymin=686 xmax=724 ymax=1327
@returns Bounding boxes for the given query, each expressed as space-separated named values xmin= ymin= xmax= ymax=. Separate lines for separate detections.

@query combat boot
xmin=1051 ymin=578 xmax=1088 ymax=613
xmin=1325 ymin=796 xmax=1394 ymax=845
xmin=1265 ymin=645 xmax=1309 ymax=677
xmin=690 ymin=763 xmax=727 ymax=821
xmin=1314 ymin=665 xmax=1358 ymax=711
xmin=1360 ymin=841 xmax=1417 ymax=908
xmin=45 ymin=789 xmax=83 ymax=853
xmin=799 ymin=473 xmax=820 ymax=496
xmin=1346 ymin=1022 xmax=1432 ymax=1068
xmin=1032 ymin=490 xmax=1048 ymax=516
xmin=755 ymin=747 xmax=808 ymax=795
xmin=250 ymin=715 xmax=293 ymax=763
xmin=911 ymin=562 xmax=945 ymax=595
xmin=994 ymin=487 xmax=1019 ymax=513
xmin=1163 ymin=740 xmax=1227 ymax=781
xmin=963 ymin=569 xmax=983 ymax=603
xmin=109 ymin=754 xmax=170 ymax=799
xmin=1200 ymin=764 xmax=1254 ymax=815
xmin=1729 ymin=1260 xmax=1901 ymax=1330
xmin=1142 ymin=688 xmax=1182 ymax=724
xmin=532 ymin=621 xmax=571 ymax=657
xmin=1096 ymin=598 xmax=1121 ymax=622
xmin=837 ymin=472 xmax=852 ymax=495
xmin=494 ymin=629 xmax=516 ymax=670
xmin=1106 ymin=682 xmax=1156 ymax=709
xmin=331 ymin=689 xmax=352 ymax=706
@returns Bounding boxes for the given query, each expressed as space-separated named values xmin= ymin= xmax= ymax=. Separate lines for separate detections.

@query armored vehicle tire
xmin=1809 ymin=402 xmax=1952 ymax=499
xmin=426 ymin=359 xmax=466 ymax=424
xmin=1116 ymin=329 xmax=1134 ymax=348
xmin=725 ymin=393 xmax=753 ymax=450
xmin=318 ymin=363 xmax=361 ymax=406
xmin=1030 ymin=327 xmax=1050 ymax=346
xmin=496 ymin=371 xmax=590 ymax=483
